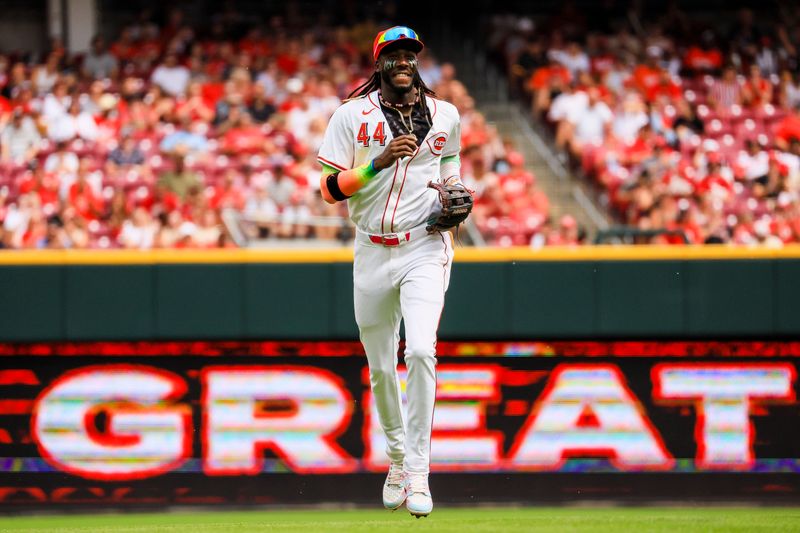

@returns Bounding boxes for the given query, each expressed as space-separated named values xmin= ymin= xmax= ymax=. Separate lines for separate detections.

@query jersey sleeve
xmin=317 ymin=105 xmax=354 ymax=172
xmin=441 ymin=107 xmax=461 ymax=159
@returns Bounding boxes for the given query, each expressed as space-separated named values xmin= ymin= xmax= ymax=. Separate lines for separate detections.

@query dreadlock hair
xmin=346 ymin=70 xmax=437 ymax=121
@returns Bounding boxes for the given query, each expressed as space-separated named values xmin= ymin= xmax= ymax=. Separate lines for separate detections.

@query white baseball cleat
xmin=382 ymin=462 xmax=407 ymax=510
xmin=405 ymin=472 xmax=433 ymax=518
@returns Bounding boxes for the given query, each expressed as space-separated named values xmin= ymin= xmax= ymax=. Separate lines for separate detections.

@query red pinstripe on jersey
xmin=367 ymin=92 xmax=381 ymax=110
xmin=389 ymin=147 xmax=421 ymax=232
xmin=380 ymin=160 xmax=401 ymax=234
xmin=318 ymin=156 xmax=347 ymax=172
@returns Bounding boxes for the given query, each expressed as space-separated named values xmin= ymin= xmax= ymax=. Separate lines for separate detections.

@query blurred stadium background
xmin=1 ymin=0 xmax=800 ymax=530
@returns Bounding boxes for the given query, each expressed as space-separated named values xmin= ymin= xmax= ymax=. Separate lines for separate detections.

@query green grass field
xmin=0 ymin=507 xmax=798 ymax=533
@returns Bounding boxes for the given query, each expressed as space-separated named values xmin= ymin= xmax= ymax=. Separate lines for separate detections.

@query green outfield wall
xmin=1 ymin=247 xmax=798 ymax=342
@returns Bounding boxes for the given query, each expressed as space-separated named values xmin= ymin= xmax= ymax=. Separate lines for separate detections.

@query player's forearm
xmin=319 ymin=161 xmax=379 ymax=204
xmin=440 ymin=154 xmax=462 ymax=185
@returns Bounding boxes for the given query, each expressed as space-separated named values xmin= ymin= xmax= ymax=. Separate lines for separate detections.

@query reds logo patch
xmin=426 ymin=132 xmax=449 ymax=156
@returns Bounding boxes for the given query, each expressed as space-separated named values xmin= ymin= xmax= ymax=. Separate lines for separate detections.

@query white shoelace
xmin=386 ymin=463 xmax=404 ymax=486
xmin=406 ymin=473 xmax=429 ymax=495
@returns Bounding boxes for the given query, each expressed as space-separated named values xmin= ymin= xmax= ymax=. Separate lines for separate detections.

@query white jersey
xmin=318 ymin=90 xmax=461 ymax=234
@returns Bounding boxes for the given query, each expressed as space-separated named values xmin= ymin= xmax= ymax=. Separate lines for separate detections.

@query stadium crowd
xmin=0 ymin=7 xmax=554 ymax=249
xmin=489 ymin=2 xmax=800 ymax=245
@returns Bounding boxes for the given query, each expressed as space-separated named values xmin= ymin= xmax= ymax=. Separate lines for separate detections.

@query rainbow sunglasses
xmin=373 ymin=26 xmax=424 ymax=60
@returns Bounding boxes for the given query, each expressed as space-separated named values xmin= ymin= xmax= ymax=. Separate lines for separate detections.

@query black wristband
xmin=326 ymin=172 xmax=351 ymax=202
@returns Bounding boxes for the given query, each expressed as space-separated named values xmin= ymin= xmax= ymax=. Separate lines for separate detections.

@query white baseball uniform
xmin=318 ymin=90 xmax=461 ymax=474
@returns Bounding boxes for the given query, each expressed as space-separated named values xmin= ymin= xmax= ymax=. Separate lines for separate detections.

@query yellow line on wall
xmin=455 ymin=245 xmax=800 ymax=262
xmin=0 ymin=249 xmax=354 ymax=265
xmin=0 ymin=245 xmax=799 ymax=265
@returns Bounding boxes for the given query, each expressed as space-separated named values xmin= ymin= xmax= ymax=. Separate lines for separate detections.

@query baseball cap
xmin=373 ymin=26 xmax=424 ymax=60
xmin=559 ymin=214 xmax=577 ymax=229
xmin=507 ymin=151 xmax=525 ymax=167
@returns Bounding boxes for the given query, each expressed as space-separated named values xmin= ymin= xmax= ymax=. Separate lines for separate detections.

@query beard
xmin=380 ymin=68 xmax=415 ymax=94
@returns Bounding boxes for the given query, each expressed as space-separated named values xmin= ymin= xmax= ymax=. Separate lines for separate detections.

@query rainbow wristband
xmin=354 ymin=159 xmax=379 ymax=185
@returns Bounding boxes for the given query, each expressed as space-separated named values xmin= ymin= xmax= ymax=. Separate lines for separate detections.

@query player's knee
xmin=369 ymin=364 xmax=397 ymax=385
xmin=404 ymin=344 xmax=436 ymax=364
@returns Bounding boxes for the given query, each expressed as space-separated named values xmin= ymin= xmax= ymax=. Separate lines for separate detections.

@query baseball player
xmin=318 ymin=26 xmax=472 ymax=518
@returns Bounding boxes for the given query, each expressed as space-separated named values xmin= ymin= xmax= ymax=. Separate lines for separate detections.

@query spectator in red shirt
xmin=110 ymin=27 xmax=138 ymax=62
xmin=264 ymin=113 xmax=300 ymax=158
xmin=499 ymin=151 xmax=536 ymax=199
xmin=22 ymin=208 xmax=48 ymax=249
xmin=669 ymin=205 xmax=705 ymax=244
xmin=774 ymin=109 xmax=800 ymax=151
xmin=530 ymin=56 xmax=572 ymax=114
xmin=19 ymin=161 xmax=60 ymax=215
xmin=683 ymin=33 xmax=724 ymax=73
xmin=646 ymin=69 xmax=682 ymax=104
xmin=546 ymin=214 xmax=581 ymax=245
xmin=276 ymin=39 xmax=301 ymax=76
xmin=631 ymin=50 xmax=662 ymax=95
xmin=587 ymin=35 xmax=615 ymax=75
xmin=0 ymin=93 xmax=11 ymax=120
xmin=220 ymin=107 xmax=264 ymax=154
xmin=68 ymin=160 xmax=104 ymax=221
xmin=742 ymin=64 xmax=773 ymax=108
xmin=210 ymin=168 xmax=246 ymax=211
xmin=201 ymin=68 xmax=226 ymax=108
xmin=175 ymin=81 xmax=215 ymax=123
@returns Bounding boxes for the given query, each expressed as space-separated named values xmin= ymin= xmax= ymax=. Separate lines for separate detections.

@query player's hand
xmin=373 ymin=135 xmax=417 ymax=170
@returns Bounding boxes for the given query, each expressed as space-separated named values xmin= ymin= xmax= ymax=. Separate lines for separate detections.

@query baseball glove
xmin=426 ymin=181 xmax=474 ymax=233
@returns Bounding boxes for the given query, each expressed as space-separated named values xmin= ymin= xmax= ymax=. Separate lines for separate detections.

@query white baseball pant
xmin=353 ymin=228 xmax=453 ymax=474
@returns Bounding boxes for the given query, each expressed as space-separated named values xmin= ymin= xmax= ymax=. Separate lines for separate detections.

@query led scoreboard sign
xmin=1 ymin=341 xmax=798 ymax=506
xmin=23 ymin=363 xmax=799 ymax=478
xmin=31 ymin=363 xmax=795 ymax=479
